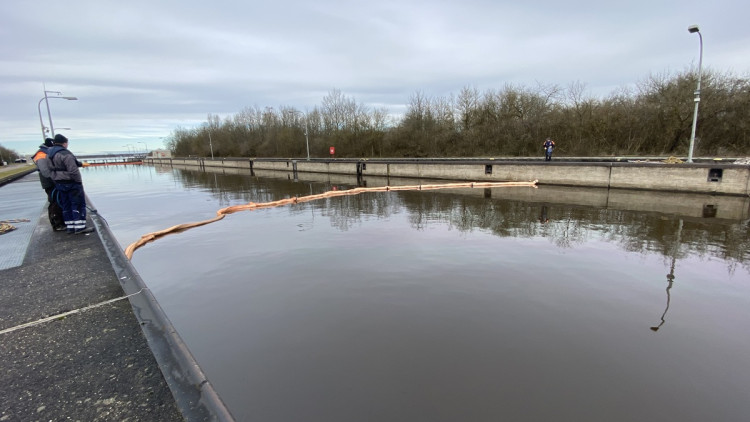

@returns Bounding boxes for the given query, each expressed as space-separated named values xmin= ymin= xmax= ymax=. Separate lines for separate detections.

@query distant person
xmin=31 ymin=138 xmax=66 ymax=231
xmin=47 ymin=134 xmax=94 ymax=234
xmin=539 ymin=205 xmax=550 ymax=224
xmin=543 ymin=138 xmax=556 ymax=161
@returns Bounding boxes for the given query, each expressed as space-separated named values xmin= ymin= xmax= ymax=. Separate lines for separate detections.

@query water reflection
xmin=539 ymin=205 xmax=550 ymax=224
xmin=650 ymin=219 xmax=682 ymax=332
xmin=82 ymin=165 xmax=750 ymax=422
xmin=157 ymin=165 xmax=750 ymax=347
xmin=157 ymin=165 xmax=750 ymax=274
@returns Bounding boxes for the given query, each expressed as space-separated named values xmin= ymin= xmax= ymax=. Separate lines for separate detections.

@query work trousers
xmin=55 ymin=183 xmax=87 ymax=233
xmin=44 ymin=187 xmax=65 ymax=229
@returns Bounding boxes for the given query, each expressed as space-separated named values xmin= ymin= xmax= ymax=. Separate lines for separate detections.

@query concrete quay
xmin=0 ymin=173 xmax=234 ymax=421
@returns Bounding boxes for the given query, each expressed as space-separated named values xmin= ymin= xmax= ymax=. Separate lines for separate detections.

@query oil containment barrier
xmin=125 ymin=180 xmax=538 ymax=259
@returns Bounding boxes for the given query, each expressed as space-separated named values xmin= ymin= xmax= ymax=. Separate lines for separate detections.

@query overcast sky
xmin=1 ymin=0 xmax=748 ymax=155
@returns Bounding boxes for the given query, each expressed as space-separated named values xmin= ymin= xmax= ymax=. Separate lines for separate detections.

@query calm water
xmin=83 ymin=165 xmax=750 ymax=422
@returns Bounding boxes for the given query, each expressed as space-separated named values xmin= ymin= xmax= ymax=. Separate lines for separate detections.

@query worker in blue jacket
xmin=47 ymin=134 xmax=94 ymax=234
xmin=543 ymin=138 xmax=556 ymax=161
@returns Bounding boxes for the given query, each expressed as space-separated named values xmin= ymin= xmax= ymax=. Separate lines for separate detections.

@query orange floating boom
xmin=124 ymin=180 xmax=537 ymax=259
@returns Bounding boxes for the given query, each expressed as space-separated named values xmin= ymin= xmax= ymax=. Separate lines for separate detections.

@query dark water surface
xmin=83 ymin=165 xmax=750 ymax=422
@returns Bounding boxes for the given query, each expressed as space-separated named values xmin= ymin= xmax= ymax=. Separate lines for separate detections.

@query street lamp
xmin=290 ymin=110 xmax=310 ymax=160
xmin=42 ymin=90 xmax=78 ymax=137
xmin=38 ymin=98 xmax=48 ymax=140
xmin=139 ymin=142 xmax=148 ymax=156
xmin=687 ymin=24 xmax=703 ymax=163
xmin=303 ymin=114 xmax=310 ymax=161
xmin=38 ymin=94 xmax=77 ymax=141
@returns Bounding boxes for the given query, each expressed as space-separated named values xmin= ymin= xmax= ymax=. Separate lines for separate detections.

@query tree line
xmin=0 ymin=145 xmax=21 ymax=164
xmin=167 ymin=68 xmax=750 ymax=159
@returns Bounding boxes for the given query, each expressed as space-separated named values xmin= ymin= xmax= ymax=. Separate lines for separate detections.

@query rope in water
xmin=124 ymin=180 xmax=538 ymax=259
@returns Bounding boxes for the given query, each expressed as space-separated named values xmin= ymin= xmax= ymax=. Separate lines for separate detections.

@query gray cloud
xmin=1 ymin=0 xmax=747 ymax=154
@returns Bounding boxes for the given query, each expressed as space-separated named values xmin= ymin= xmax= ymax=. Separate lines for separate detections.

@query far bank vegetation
xmin=167 ymin=69 xmax=750 ymax=159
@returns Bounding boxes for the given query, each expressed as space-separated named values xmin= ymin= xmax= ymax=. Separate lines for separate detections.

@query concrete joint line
xmin=0 ymin=289 xmax=145 ymax=335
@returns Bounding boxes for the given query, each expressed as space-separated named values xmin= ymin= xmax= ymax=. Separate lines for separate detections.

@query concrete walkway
xmin=0 ymin=173 xmax=233 ymax=421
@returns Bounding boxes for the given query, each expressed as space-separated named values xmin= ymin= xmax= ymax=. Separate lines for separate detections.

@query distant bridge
xmin=78 ymin=153 xmax=146 ymax=159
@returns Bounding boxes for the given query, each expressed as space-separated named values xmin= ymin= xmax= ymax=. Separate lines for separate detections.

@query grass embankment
xmin=0 ymin=164 xmax=36 ymax=182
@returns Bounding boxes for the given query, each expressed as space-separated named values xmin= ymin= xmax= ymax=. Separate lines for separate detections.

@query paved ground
xmin=0 ymin=173 xmax=185 ymax=421
xmin=0 ymin=175 xmax=42 ymax=270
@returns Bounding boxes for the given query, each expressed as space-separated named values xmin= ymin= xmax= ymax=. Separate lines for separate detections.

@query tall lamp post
xmin=290 ymin=110 xmax=310 ymax=160
xmin=43 ymin=90 xmax=78 ymax=137
xmin=38 ymin=93 xmax=77 ymax=141
xmin=303 ymin=114 xmax=310 ymax=161
xmin=37 ymin=98 xmax=48 ymax=140
xmin=687 ymin=25 xmax=703 ymax=163
xmin=138 ymin=142 xmax=149 ymax=156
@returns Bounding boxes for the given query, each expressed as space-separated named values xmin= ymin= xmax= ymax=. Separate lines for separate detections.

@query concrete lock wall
xmin=148 ymin=162 xmax=750 ymax=222
xmin=609 ymin=164 xmax=750 ymax=195
xmin=144 ymin=158 xmax=750 ymax=197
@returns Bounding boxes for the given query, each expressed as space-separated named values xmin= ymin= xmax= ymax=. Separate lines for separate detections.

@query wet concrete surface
xmin=0 ymin=175 xmax=184 ymax=421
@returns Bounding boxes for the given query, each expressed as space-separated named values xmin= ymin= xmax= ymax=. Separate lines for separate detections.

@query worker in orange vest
xmin=32 ymin=138 xmax=66 ymax=231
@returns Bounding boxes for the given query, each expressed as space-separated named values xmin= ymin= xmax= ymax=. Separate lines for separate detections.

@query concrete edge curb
xmin=86 ymin=196 xmax=236 ymax=422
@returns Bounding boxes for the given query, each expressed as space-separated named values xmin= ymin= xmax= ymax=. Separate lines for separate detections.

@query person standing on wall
xmin=32 ymin=137 xmax=66 ymax=231
xmin=47 ymin=134 xmax=94 ymax=234
xmin=543 ymin=138 xmax=556 ymax=161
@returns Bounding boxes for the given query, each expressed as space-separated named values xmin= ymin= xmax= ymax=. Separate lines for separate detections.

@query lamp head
xmin=688 ymin=25 xmax=700 ymax=33
xmin=63 ymin=97 xmax=78 ymax=100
